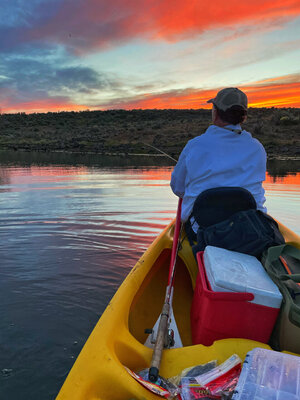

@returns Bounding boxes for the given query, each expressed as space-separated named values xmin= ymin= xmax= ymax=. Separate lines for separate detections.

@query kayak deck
xmin=129 ymin=252 xmax=194 ymax=347
xmin=56 ymin=221 xmax=300 ymax=400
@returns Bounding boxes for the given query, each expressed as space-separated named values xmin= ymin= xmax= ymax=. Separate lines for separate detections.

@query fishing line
xmin=143 ymin=143 xmax=187 ymax=245
xmin=142 ymin=143 xmax=187 ymax=246
xmin=142 ymin=143 xmax=178 ymax=163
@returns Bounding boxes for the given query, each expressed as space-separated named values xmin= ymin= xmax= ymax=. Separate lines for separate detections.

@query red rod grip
xmin=167 ymin=198 xmax=182 ymax=286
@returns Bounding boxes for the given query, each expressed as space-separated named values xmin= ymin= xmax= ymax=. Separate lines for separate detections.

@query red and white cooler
xmin=191 ymin=246 xmax=282 ymax=346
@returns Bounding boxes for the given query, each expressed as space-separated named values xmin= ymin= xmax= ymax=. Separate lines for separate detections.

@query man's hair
xmin=215 ymin=105 xmax=247 ymax=124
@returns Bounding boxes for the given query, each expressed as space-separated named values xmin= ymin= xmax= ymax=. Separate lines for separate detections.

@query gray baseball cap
xmin=207 ymin=87 xmax=248 ymax=111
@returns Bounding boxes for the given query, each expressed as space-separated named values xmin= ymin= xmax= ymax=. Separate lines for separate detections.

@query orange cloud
xmin=102 ymin=89 xmax=216 ymax=110
xmin=3 ymin=74 xmax=299 ymax=113
xmin=152 ymin=0 xmax=300 ymax=40
xmin=2 ymin=99 xmax=89 ymax=114
xmin=242 ymin=74 xmax=300 ymax=108
xmin=27 ymin=0 xmax=300 ymax=52
xmin=100 ymin=74 xmax=300 ymax=109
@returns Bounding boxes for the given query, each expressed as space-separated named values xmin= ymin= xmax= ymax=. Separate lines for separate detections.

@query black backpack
xmin=189 ymin=187 xmax=285 ymax=257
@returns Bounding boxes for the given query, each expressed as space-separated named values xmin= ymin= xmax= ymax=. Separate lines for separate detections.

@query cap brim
xmin=207 ymin=98 xmax=214 ymax=104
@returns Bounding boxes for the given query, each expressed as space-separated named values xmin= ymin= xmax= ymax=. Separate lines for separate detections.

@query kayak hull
xmin=56 ymin=220 xmax=300 ymax=400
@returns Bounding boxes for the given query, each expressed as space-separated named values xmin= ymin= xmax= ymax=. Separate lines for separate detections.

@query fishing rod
xmin=142 ymin=142 xmax=178 ymax=163
xmin=148 ymin=197 xmax=183 ymax=383
xmin=140 ymin=145 xmax=183 ymax=382
xmin=134 ymin=141 xmax=184 ymax=382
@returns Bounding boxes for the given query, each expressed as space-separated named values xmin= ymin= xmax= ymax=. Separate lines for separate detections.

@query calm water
xmin=0 ymin=152 xmax=299 ymax=400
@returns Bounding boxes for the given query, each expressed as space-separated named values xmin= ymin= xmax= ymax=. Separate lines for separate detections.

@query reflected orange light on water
xmin=264 ymin=172 xmax=300 ymax=197
xmin=134 ymin=168 xmax=172 ymax=181
xmin=7 ymin=166 xmax=88 ymax=177
xmin=1 ymin=165 xmax=299 ymax=193
xmin=2 ymin=166 xmax=89 ymax=185
xmin=7 ymin=167 xmax=300 ymax=185
xmin=134 ymin=168 xmax=300 ymax=189
xmin=265 ymin=172 xmax=300 ymax=185
xmin=0 ymin=164 xmax=298 ymax=235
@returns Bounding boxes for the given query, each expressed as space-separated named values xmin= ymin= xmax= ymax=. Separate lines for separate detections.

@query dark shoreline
xmin=1 ymin=108 xmax=299 ymax=158
xmin=1 ymin=149 xmax=299 ymax=179
xmin=2 ymin=148 xmax=300 ymax=161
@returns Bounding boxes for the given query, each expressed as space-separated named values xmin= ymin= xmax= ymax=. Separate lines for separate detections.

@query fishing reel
xmin=166 ymin=328 xmax=175 ymax=348
xmin=144 ymin=328 xmax=175 ymax=348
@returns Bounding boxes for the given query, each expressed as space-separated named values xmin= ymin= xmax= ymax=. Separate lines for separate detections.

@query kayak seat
xmin=192 ymin=186 xmax=257 ymax=228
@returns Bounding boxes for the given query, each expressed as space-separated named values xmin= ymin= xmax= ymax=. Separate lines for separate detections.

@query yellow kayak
xmin=56 ymin=220 xmax=300 ymax=400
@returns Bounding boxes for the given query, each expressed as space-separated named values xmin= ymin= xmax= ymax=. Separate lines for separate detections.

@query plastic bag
xmin=196 ymin=355 xmax=241 ymax=398
xmin=124 ymin=366 xmax=179 ymax=399
xmin=169 ymin=361 xmax=217 ymax=386
xmin=181 ymin=377 xmax=220 ymax=399
xmin=182 ymin=361 xmax=218 ymax=379
xmin=181 ymin=355 xmax=241 ymax=400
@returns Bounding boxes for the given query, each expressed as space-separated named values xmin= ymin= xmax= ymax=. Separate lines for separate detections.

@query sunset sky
xmin=1 ymin=0 xmax=300 ymax=113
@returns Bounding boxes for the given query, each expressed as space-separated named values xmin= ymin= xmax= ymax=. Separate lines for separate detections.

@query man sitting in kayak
xmin=170 ymin=87 xmax=267 ymax=243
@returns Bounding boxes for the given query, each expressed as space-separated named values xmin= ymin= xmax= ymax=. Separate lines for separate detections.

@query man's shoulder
xmin=187 ymin=126 xmax=212 ymax=145
xmin=187 ymin=134 xmax=205 ymax=144
xmin=184 ymin=134 xmax=209 ymax=153
xmin=244 ymin=129 xmax=264 ymax=142
xmin=242 ymin=130 xmax=266 ymax=153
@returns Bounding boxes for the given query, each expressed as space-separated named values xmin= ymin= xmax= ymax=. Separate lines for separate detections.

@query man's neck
xmin=212 ymin=121 xmax=242 ymax=134
xmin=214 ymin=121 xmax=228 ymax=127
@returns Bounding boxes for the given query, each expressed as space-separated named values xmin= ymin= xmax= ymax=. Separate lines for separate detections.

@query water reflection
xmin=0 ymin=150 xmax=174 ymax=168
xmin=0 ymin=155 xmax=299 ymax=400
xmin=267 ymin=159 xmax=300 ymax=179
xmin=264 ymin=172 xmax=300 ymax=234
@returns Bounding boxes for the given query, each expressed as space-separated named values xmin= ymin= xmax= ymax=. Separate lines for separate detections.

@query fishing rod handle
xmin=148 ymin=302 xmax=170 ymax=382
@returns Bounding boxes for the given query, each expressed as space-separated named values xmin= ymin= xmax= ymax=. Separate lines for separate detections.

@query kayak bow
xmin=56 ymin=220 xmax=300 ymax=400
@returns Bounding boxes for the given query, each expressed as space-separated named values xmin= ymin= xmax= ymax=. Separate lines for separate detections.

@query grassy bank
xmin=1 ymin=108 xmax=299 ymax=159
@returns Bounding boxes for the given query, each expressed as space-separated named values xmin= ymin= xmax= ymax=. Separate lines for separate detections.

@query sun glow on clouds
xmin=95 ymin=74 xmax=300 ymax=110
xmin=4 ymin=76 xmax=299 ymax=113
xmin=1 ymin=0 xmax=300 ymax=113
xmin=3 ymin=99 xmax=88 ymax=114
xmin=25 ymin=0 xmax=300 ymax=52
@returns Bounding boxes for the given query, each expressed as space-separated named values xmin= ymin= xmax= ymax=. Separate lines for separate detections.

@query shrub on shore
xmin=0 ymin=108 xmax=299 ymax=158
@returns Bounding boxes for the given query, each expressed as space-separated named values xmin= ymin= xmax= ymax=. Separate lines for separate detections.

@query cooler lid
xmin=203 ymin=246 xmax=282 ymax=308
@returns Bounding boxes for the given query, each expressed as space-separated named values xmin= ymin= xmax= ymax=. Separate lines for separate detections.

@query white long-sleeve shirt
xmin=170 ymin=124 xmax=267 ymax=222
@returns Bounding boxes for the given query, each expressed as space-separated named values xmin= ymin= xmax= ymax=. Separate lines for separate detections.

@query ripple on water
xmin=0 ymin=163 xmax=299 ymax=400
